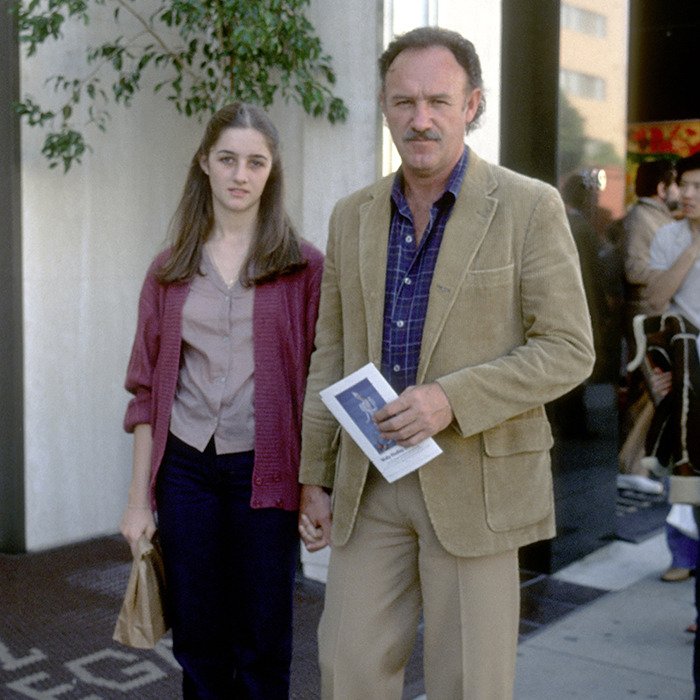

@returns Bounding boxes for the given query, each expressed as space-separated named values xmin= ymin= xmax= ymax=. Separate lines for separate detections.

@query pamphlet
xmin=319 ymin=363 xmax=443 ymax=482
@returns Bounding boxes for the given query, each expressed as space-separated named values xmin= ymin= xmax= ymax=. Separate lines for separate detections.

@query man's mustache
xmin=403 ymin=128 xmax=441 ymax=142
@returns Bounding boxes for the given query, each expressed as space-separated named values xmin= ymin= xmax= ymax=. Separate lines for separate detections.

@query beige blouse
xmin=169 ymin=249 xmax=255 ymax=455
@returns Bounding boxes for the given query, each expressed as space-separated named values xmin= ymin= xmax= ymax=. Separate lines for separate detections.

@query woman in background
xmin=120 ymin=102 xmax=323 ymax=699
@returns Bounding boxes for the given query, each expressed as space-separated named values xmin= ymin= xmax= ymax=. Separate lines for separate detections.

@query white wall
xmin=20 ymin=6 xmax=203 ymax=549
xmin=274 ymin=1 xmax=384 ymax=249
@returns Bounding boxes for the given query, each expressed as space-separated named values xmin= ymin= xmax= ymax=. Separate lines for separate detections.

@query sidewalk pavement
xmin=1 ymin=529 xmax=692 ymax=699
xmin=513 ymin=531 xmax=696 ymax=700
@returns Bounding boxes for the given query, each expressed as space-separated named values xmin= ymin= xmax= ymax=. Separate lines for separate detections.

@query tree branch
xmin=110 ymin=0 xmax=200 ymax=82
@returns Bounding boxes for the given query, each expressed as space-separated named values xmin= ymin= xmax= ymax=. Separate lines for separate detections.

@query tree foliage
xmin=558 ymin=92 xmax=620 ymax=175
xmin=557 ymin=93 xmax=586 ymax=176
xmin=12 ymin=0 xmax=348 ymax=170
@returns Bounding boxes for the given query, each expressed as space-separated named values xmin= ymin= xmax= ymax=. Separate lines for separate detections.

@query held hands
xmin=298 ymin=484 xmax=332 ymax=552
xmin=120 ymin=505 xmax=157 ymax=558
xmin=297 ymin=383 xmax=452 ymax=551
xmin=373 ymin=382 xmax=453 ymax=447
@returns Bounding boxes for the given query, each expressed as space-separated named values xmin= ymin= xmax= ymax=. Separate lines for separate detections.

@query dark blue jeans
xmin=156 ymin=434 xmax=299 ymax=700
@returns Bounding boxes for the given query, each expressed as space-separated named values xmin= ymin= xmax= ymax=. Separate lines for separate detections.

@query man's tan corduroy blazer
xmin=300 ymin=149 xmax=595 ymax=558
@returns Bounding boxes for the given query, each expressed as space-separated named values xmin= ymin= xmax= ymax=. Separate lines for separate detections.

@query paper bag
xmin=113 ymin=533 xmax=169 ymax=648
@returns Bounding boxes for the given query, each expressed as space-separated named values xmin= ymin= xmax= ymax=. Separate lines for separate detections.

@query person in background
xmin=626 ymin=158 xmax=698 ymax=582
xmin=646 ymin=150 xmax=700 ymax=696
xmin=120 ymin=102 xmax=323 ymax=699
xmin=624 ymin=159 xmax=680 ymax=325
xmin=552 ymin=174 xmax=608 ymax=439
xmin=618 ymin=160 xmax=679 ymax=494
xmin=648 ymin=152 xmax=700 ymax=325
xmin=562 ymin=173 xmax=609 ymax=375
xmin=298 ymin=27 xmax=594 ymax=700
xmin=618 ymin=159 xmax=692 ymax=582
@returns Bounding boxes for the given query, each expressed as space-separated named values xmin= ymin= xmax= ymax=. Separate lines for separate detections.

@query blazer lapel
xmin=358 ymin=177 xmax=393 ymax=365
xmin=418 ymin=151 xmax=498 ymax=382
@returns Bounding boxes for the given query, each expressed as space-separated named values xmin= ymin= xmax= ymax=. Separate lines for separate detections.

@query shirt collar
xmin=637 ymin=196 xmax=670 ymax=215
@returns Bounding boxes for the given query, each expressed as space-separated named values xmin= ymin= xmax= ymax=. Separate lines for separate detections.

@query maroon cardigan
xmin=123 ymin=241 xmax=324 ymax=511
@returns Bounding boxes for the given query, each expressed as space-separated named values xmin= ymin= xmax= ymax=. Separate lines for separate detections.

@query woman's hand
xmin=120 ymin=505 xmax=157 ymax=558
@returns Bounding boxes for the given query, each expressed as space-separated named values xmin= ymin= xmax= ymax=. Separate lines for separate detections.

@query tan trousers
xmin=318 ymin=468 xmax=520 ymax=700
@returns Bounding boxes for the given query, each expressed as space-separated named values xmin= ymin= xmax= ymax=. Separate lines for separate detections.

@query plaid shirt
xmin=381 ymin=148 xmax=469 ymax=392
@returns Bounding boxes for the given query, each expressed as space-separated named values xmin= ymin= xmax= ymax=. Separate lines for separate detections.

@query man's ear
xmin=464 ymin=87 xmax=482 ymax=127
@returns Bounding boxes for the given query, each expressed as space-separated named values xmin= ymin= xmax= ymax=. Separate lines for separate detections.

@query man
xmin=648 ymin=151 xmax=700 ymax=500
xmin=649 ymin=152 xmax=700 ymax=327
xmin=617 ymin=159 xmax=689 ymax=577
xmin=562 ymin=174 xmax=607 ymax=377
xmin=617 ymin=160 xmax=679 ymax=493
xmin=298 ymin=27 xmax=594 ymax=699
xmin=646 ymin=151 xmax=700 ymax=700
xmin=625 ymin=159 xmax=680 ymax=324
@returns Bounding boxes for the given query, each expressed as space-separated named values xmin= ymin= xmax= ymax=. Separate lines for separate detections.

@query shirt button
xmin=393 ymin=364 xmax=401 ymax=372
xmin=405 ymin=235 xmax=413 ymax=244
xmin=404 ymin=277 xmax=412 ymax=285
xmin=396 ymin=320 xmax=404 ymax=328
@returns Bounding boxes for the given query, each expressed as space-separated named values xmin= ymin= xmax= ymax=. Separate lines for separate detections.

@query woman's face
xmin=199 ymin=127 xmax=273 ymax=219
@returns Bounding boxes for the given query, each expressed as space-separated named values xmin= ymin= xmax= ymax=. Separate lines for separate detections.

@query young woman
xmin=120 ymin=102 xmax=324 ymax=699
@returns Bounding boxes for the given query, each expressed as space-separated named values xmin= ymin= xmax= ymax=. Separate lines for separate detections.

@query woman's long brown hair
xmin=157 ymin=102 xmax=305 ymax=286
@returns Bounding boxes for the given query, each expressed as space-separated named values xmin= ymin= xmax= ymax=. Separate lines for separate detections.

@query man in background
xmin=624 ymin=159 xmax=680 ymax=327
xmin=618 ymin=159 xmax=679 ymax=491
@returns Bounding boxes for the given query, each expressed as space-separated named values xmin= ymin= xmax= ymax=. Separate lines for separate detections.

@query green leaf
xmin=17 ymin=0 xmax=349 ymax=170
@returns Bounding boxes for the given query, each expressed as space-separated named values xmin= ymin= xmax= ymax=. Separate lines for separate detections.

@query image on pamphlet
xmin=319 ymin=363 xmax=442 ymax=482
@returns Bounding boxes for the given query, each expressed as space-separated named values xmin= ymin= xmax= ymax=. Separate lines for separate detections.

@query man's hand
xmin=374 ymin=382 xmax=453 ymax=447
xmin=299 ymin=484 xmax=332 ymax=552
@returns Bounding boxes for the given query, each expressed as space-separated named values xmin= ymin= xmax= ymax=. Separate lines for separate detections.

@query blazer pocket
xmin=481 ymin=418 xmax=554 ymax=532
xmin=464 ymin=262 xmax=515 ymax=288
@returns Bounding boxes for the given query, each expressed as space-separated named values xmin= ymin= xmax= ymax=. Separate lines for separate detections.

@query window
xmin=560 ymin=69 xmax=606 ymax=101
xmin=562 ymin=3 xmax=607 ymax=39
